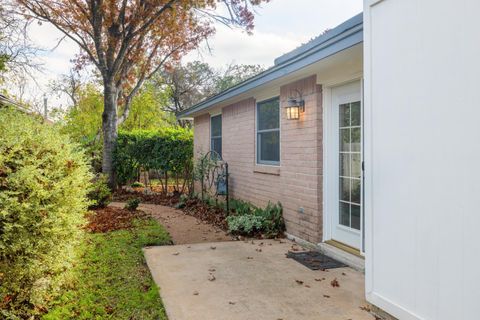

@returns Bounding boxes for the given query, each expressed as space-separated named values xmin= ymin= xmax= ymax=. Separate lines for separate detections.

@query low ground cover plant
xmin=0 ymin=108 xmax=92 ymax=318
xmin=227 ymin=201 xmax=284 ymax=237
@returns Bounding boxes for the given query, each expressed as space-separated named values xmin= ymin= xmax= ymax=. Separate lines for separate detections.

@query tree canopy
xmin=14 ymin=0 xmax=269 ymax=185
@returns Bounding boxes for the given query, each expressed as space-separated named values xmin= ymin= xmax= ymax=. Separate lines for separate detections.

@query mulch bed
xmin=181 ymin=197 xmax=228 ymax=230
xmin=113 ymin=189 xmax=229 ymax=230
xmin=85 ymin=207 xmax=148 ymax=233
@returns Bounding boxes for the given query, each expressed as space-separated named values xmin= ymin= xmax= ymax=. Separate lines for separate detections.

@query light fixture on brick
xmin=285 ymin=89 xmax=305 ymax=120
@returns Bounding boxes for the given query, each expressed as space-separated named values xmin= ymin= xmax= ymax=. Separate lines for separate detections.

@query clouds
xmin=186 ymin=25 xmax=309 ymax=68
xmin=14 ymin=0 xmax=363 ymax=108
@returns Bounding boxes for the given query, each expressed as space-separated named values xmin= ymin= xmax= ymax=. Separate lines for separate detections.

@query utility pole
xmin=43 ymin=94 xmax=48 ymax=120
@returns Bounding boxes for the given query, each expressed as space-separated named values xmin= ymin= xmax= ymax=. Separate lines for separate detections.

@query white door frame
xmin=322 ymin=77 xmax=364 ymax=254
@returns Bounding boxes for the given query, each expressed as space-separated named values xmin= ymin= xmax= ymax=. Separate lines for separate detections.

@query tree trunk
xmin=102 ymin=81 xmax=118 ymax=188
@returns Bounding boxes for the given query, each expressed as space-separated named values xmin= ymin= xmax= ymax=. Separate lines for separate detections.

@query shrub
xmin=131 ymin=181 xmax=145 ymax=188
xmin=227 ymin=201 xmax=284 ymax=237
xmin=0 ymin=108 xmax=92 ymax=318
xmin=257 ymin=202 xmax=285 ymax=237
xmin=114 ymin=128 xmax=193 ymax=194
xmin=174 ymin=194 xmax=189 ymax=209
xmin=227 ymin=214 xmax=265 ymax=234
xmin=87 ymin=174 xmax=112 ymax=209
xmin=229 ymin=198 xmax=254 ymax=215
xmin=125 ymin=198 xmax=141 ymax=211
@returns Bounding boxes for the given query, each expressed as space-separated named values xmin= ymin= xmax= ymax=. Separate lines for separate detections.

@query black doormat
xmin=286 ymin=251 xmax=347 ymax=270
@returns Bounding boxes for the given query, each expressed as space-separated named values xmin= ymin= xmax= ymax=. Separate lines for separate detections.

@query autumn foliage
xmin=14 ymin=0 xmax=269 ymax=184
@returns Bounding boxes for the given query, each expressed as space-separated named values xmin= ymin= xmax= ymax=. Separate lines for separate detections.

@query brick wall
xmin=193 ymin=75 xmax=323 ymax=243
xmin=193 ymin=113 xmax=210 ymax=156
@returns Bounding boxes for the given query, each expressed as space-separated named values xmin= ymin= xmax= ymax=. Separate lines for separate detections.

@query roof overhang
xmin=178 ymin=13 xmax=363 ymax=119
xmin=0 ymin=94 xmax=28 ymax=112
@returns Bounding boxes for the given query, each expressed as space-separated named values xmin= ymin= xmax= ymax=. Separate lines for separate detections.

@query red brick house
xmin=179 ymin=14 xmax=365 ymax=260
xmin=179 ymin=1 xmax=480 ymax=318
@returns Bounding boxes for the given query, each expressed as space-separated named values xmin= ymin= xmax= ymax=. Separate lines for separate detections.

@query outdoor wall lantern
xmin=285 ymin=90 xmax=305 ymax=120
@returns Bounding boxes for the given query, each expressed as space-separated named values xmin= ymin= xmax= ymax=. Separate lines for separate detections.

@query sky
xmin=17 ymin=0 xmax=362 ymax=109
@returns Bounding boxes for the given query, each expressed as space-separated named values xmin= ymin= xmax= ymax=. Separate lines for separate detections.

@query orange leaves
xmin=15 ymin=0 xmax=268 ymax=114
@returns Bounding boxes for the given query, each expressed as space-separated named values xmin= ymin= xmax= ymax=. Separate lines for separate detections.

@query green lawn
xmin=43 ymin=218 xmax=171 ymax=320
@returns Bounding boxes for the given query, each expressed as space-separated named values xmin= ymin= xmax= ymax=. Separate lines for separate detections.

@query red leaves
xmin=85 ymin=206 xmax=147 ymax=233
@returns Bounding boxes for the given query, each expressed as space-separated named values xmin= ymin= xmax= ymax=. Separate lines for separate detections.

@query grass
xmin=43 ymin=218 xmax=171 ymax=320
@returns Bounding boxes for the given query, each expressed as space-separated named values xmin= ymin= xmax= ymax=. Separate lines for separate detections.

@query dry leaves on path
xmin=330 ymin=278 xmax=340 ymax=288
xmin=85 ymin=207 xmax=148 ymax=233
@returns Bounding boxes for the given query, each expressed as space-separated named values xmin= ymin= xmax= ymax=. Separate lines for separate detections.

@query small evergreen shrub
xmin=229 ymin=198 xmax=254 ymax=215
xmin=227 ymin=201 xmax=284 ymax=237
xmin=131 ymin=181 xmax=145 ymax=188
xmin=257 ymin=202 xmax=285 ymax=237
xmin=125 ymin=198 xmax=141 ymax=211
xmin=174 ymin=194 xmax=189 ymax=209
xmin=0 ymin=108 xmax=92 ymax=318
xmin=87 ymin=174 xmax=112 ymax=209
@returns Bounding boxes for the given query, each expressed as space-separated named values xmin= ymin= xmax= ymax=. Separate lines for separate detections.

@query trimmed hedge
xmin=0 ymin=108 xmax=92 ymax=318
xmin=114 ymin=128 xmax=193 ymax=193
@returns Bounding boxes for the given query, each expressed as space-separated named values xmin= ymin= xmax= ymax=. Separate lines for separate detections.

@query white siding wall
xmin=364 ymin=0 xmax=480 ymax=319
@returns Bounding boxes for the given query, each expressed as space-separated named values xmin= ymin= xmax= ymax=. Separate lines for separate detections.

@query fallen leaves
xmin=360 ymin=305 xmax=371 ymax=312
xmin=210 ymin=246 xmax=216 ymax=250
xmin=208 ymin=274 xmax=216 ymax=281
xmin=193 ymin=291 xmax=199 ymax=296
xmin=85 ymin=207 xmax=148 ymax=233
xmin=172 ymin=252 xmax=180 ymax=256
xmin=295 ymin=279 xmax=304 ymax=285
xmin=330 ymin=278 xmax=340 ymax=288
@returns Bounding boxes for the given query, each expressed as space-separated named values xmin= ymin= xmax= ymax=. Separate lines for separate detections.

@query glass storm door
xmin=330 ymin=82 xmax=362 ymax=250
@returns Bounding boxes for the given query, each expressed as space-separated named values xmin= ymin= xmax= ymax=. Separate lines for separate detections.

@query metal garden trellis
xmin=200 ymin=151 xmax=229 ymax=213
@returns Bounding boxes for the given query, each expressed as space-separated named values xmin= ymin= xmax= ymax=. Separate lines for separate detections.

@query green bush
xmin=227 ymin=214 xmax=265 ymax=234
xmin=227 ymin=201 xmax=284 ymax=237
xmin=174 ymin=194 xmax=189 ymax=209
xmin=0 ymin=108 xmax=92 ymax=318
xmin=87 ymin=174 xmax=112 ymax=209
xmin=114 ymin=128 xmax=193 ymax=194
xmin=131 ymin=181 xmax=145 ymax=188
xmin=229 ymin=198 xmax=255 ymax=215
xmin=125 ymin=198 xmax=141 ymax=211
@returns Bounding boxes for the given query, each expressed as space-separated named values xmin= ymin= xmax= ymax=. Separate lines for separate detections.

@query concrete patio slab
xmin=145 ymin=239 xmax=374 ymax=320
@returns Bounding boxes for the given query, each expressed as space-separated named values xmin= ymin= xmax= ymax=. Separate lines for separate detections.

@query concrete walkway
xmin=110 ymin=202 xmax=232 ymax=244
xmin=145 ymin=239 xmax=374 ymax=320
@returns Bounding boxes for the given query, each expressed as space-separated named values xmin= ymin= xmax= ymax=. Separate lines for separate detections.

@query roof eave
xmin=177 ymin=13 xmax=363 ymax=119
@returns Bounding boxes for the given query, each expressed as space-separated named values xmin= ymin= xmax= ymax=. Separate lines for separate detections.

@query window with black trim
xmin=256 ymin=97 xmax=280 ymax=165
xmin=210 ymin=114 xmax=222 ymax=157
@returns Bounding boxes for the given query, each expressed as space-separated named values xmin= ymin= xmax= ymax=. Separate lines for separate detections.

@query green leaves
xmin=113 ymin=128 xmax=193 ymax=187
xmin=227 ymin=201 xmax=284 ymax=237
xmin=0 ymin=108 xmax=92 ymax=317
